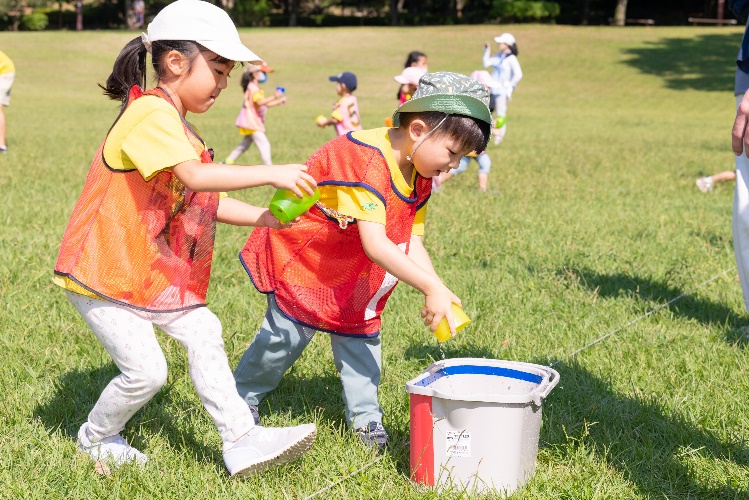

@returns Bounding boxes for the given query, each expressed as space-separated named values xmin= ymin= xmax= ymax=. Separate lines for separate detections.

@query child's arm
xmin=266 ymin=96 xmax=288 ymax=107
xmin=407 ymin=234 xmax=438 ymax=276
xmin=256 ymin=89 xmax=284 ymax=106
xmin=216 ymin=197 xmax=291 ymax=229
xmin=172 ymin=161 xmax=316 ymax=196
xmin=358 ymin=220 xmax=461 ymax=335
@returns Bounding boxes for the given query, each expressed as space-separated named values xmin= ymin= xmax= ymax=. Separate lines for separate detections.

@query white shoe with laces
xmin=223 ymin=423 xmax=317 ymax=477
xmin=76 ymin=422 xmax=148 ymax=466
xmin=696 ymin=176 xmax=713 ymax=192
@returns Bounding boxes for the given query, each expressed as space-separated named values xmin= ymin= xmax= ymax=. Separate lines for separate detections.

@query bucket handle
xmin=533 ymin=366 xmax=560 ymax=407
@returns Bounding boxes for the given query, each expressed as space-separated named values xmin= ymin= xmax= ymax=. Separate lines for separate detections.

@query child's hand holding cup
xmin=315 ymin=115 xmax=327 ymax=128
xmin=433 ymin=303 xmax=471 ymax=342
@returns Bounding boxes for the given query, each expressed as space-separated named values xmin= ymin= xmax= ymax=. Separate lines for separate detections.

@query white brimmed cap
xmin=144 ymin=0 xmax=261 ymax=63
xmin=493 ymin=33 xmax=515 ymax=45
xmin=394 ymin=66 xmax=427 ymax=86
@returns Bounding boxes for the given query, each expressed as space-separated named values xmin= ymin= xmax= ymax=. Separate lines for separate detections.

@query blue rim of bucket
xmin=413 ymin=365 xmax=543 ymax=388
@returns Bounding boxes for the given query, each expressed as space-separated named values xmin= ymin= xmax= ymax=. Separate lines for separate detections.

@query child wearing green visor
xmin=234 ymin=72 xmax=492 ymax=451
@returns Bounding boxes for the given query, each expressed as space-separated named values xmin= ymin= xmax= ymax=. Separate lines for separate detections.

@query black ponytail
xmin=99 ymin=38 xmax=205 ymax=104
xmin=510 ymin=43 xmax=518 ymax=57
xmin=99 ymin=37 xmax=148 ymax=102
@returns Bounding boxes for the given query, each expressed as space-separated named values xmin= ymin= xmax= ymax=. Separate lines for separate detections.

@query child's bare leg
xmin=225 ymin=135 xmax=253 ymax=164
xmin=713 ymin=170 xmax=737 ymax=183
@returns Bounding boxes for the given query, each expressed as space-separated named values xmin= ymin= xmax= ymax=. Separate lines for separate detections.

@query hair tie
xmin=140 ymin=32 xmax=152 ymax=54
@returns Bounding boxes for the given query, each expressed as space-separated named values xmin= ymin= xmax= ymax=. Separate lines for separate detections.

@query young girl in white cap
xmin=483 ymin=32 xmax=522 ymax=144
xmin=53 ymin=0 xmax=316 ymax=477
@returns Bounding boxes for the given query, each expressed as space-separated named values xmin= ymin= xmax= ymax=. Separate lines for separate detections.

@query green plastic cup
xmin=269 ymin=187 xmax=321 ymax=223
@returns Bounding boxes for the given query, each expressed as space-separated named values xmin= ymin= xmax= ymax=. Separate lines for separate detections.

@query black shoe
xmin=249 ymin=404 xmax=260 ymax=426
xmin=355 ymin=421 xmax=388 ymax=452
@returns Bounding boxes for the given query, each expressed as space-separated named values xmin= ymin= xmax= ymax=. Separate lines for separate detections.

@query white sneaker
xmin=76 ymin=422 xmax=148 ymax=466
xmin=696 ymin=176 xmax=713 ymax=192
xmin=223 ymin=423 xmax=316 ymax=477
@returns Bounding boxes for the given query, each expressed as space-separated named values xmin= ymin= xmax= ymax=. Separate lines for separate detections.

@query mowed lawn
xmin=1 ymin=23 xmax=748 ymax=498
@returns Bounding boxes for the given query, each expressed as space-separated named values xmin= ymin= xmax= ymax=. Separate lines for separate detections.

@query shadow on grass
xmin=621 ymin=33 xmax=737 ymax=92
xmin=547 ymin=361 xmax=749 ymax=496
xmin=34 ymin=364 xmax=224 ymax=473
xmin=561 ymin=266 xmax=748 ymax=347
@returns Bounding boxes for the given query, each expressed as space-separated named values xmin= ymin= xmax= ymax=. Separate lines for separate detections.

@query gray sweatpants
xmin=233 ymin=295 xmax=383 ymax=430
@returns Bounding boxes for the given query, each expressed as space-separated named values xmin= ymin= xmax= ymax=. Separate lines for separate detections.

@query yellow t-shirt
xmin=317 ymin=127 xmax=428 ymax=236
xmin=0 ymin=51 xmax=14 ymax=75
xmin=54 ymin=95 xmax=205 ymax=297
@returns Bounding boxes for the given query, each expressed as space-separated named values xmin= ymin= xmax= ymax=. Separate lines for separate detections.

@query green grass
xmin=1 ymin=24 xmax=749 ymax=498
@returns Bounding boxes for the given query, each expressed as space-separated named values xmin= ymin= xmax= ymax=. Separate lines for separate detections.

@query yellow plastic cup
xmin=269 ymin=187 xmax=321 ymax=223
xmin=433 ymin=304 xmax=471 ymax=343
xmin=315 ymin=114 xmax=327 ymax=127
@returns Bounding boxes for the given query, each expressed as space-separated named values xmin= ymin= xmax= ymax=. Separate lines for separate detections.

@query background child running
xmin=224 ymin=62 xmax=286 ymax=165
xmin=234 ymin=72 xmax=491 ymax=451
xmin=394 ymin=66 xmax=426 ymax=105
xmin=433 ymin=70 xmax=494 ymax=192
xmin=316 ymin=71 xmax=362 ymax=136
xmin=397 ymin=51 xmax=428 ymax=103
xmin=53 ymin=0 xmax=316 ymax=477
xmin=483 ymin=32 xmax=522 ymax=144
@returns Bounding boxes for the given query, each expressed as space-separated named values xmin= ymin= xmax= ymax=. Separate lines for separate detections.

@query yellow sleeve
xmin=112 ymin=100 xmax=200 ymax=181
xmin=252 ymin=89 xmax=265 ymax=103
xmin=330 ymin=99 xmax=344 ymax=123
xmin=412 ymin=202 xmax=428 ymax=236
xmin=318 ymin=185 xmax=386 ymax=224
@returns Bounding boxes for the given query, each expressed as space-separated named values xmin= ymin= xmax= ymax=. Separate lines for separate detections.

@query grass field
xmin=1 ymin=23 xmax=749 ymax=498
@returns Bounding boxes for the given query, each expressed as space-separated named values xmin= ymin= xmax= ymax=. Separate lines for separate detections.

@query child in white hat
xmin=54 ymin=0 xmax=316 ymax=477
xmin=483 ymin=32 xmax=523 ymax=144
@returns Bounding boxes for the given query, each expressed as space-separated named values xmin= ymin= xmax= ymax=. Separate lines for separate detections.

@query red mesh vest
xmin=55 ymin=86 xmax=219 ymax=312
xmin=240 ymin=132 xmax=431 ymax=337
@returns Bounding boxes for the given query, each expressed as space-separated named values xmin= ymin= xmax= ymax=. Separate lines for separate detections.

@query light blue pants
xmin=452 ymin=152 xmax=492 ymax=175
xmin=233 ymin=295 xmax=383 ymax=429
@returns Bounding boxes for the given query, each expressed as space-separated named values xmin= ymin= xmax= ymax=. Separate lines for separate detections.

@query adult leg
xmin=0 ymin=73 xmax=12 ymax=150
xmin=251 ymin=131 xmax=273 ymax=166
xmin=734 ymin=132 xmax=749 ymax=311
xmin=329 ymin=334 xmax=382 ymax=429
xmin=225 ymin=135 xmax=254 ymax=164
xmin=234 ymin=295 xmax=316 ymax=407
xmin=0 ymin=106 xmax=6 ymax=149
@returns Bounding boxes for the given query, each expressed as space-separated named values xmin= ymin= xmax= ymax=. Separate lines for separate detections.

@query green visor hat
xmin=391 ymin=71 xmax=493 ymax=127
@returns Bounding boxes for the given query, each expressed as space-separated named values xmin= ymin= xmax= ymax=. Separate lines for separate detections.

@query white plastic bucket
xmin=405 ymin=358 xmax=560 ymax=495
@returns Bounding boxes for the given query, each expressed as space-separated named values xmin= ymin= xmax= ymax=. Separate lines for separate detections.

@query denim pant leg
xmin=477 ymin=152 xmax=492 ymax=174
xmin=450 ymin=156 xmax=471 ymax=175
xmin=233 ymin=295 xmax=315 ymax=406
xmin=329 ymin=334 xmax=382 ymax=429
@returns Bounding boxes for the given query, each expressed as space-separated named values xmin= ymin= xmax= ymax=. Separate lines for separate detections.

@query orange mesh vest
xmin=240 ymin=132 xmax=431 ymax=337
xmin=55 ymin=86 xmax=219 ymax=312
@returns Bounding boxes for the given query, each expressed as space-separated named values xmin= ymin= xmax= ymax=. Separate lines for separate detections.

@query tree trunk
xmin=288 ymin=0 xmax=297 ymax=26
xmin=580 ymin=0 xmax=590 ymax=25
xmin=613 ymin=0 xmax=628 ymax=26
xmin=76 ymin=0 xmax=83 ymax=31
xmin=390 ymin=0 xmax=398 ymax=25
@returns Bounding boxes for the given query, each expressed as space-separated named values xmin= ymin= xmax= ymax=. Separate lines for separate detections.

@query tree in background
xmin=612 ymin=0 xmax=626 ymax=25
xmin=0 ymin=0 xmax=49 ymax=30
